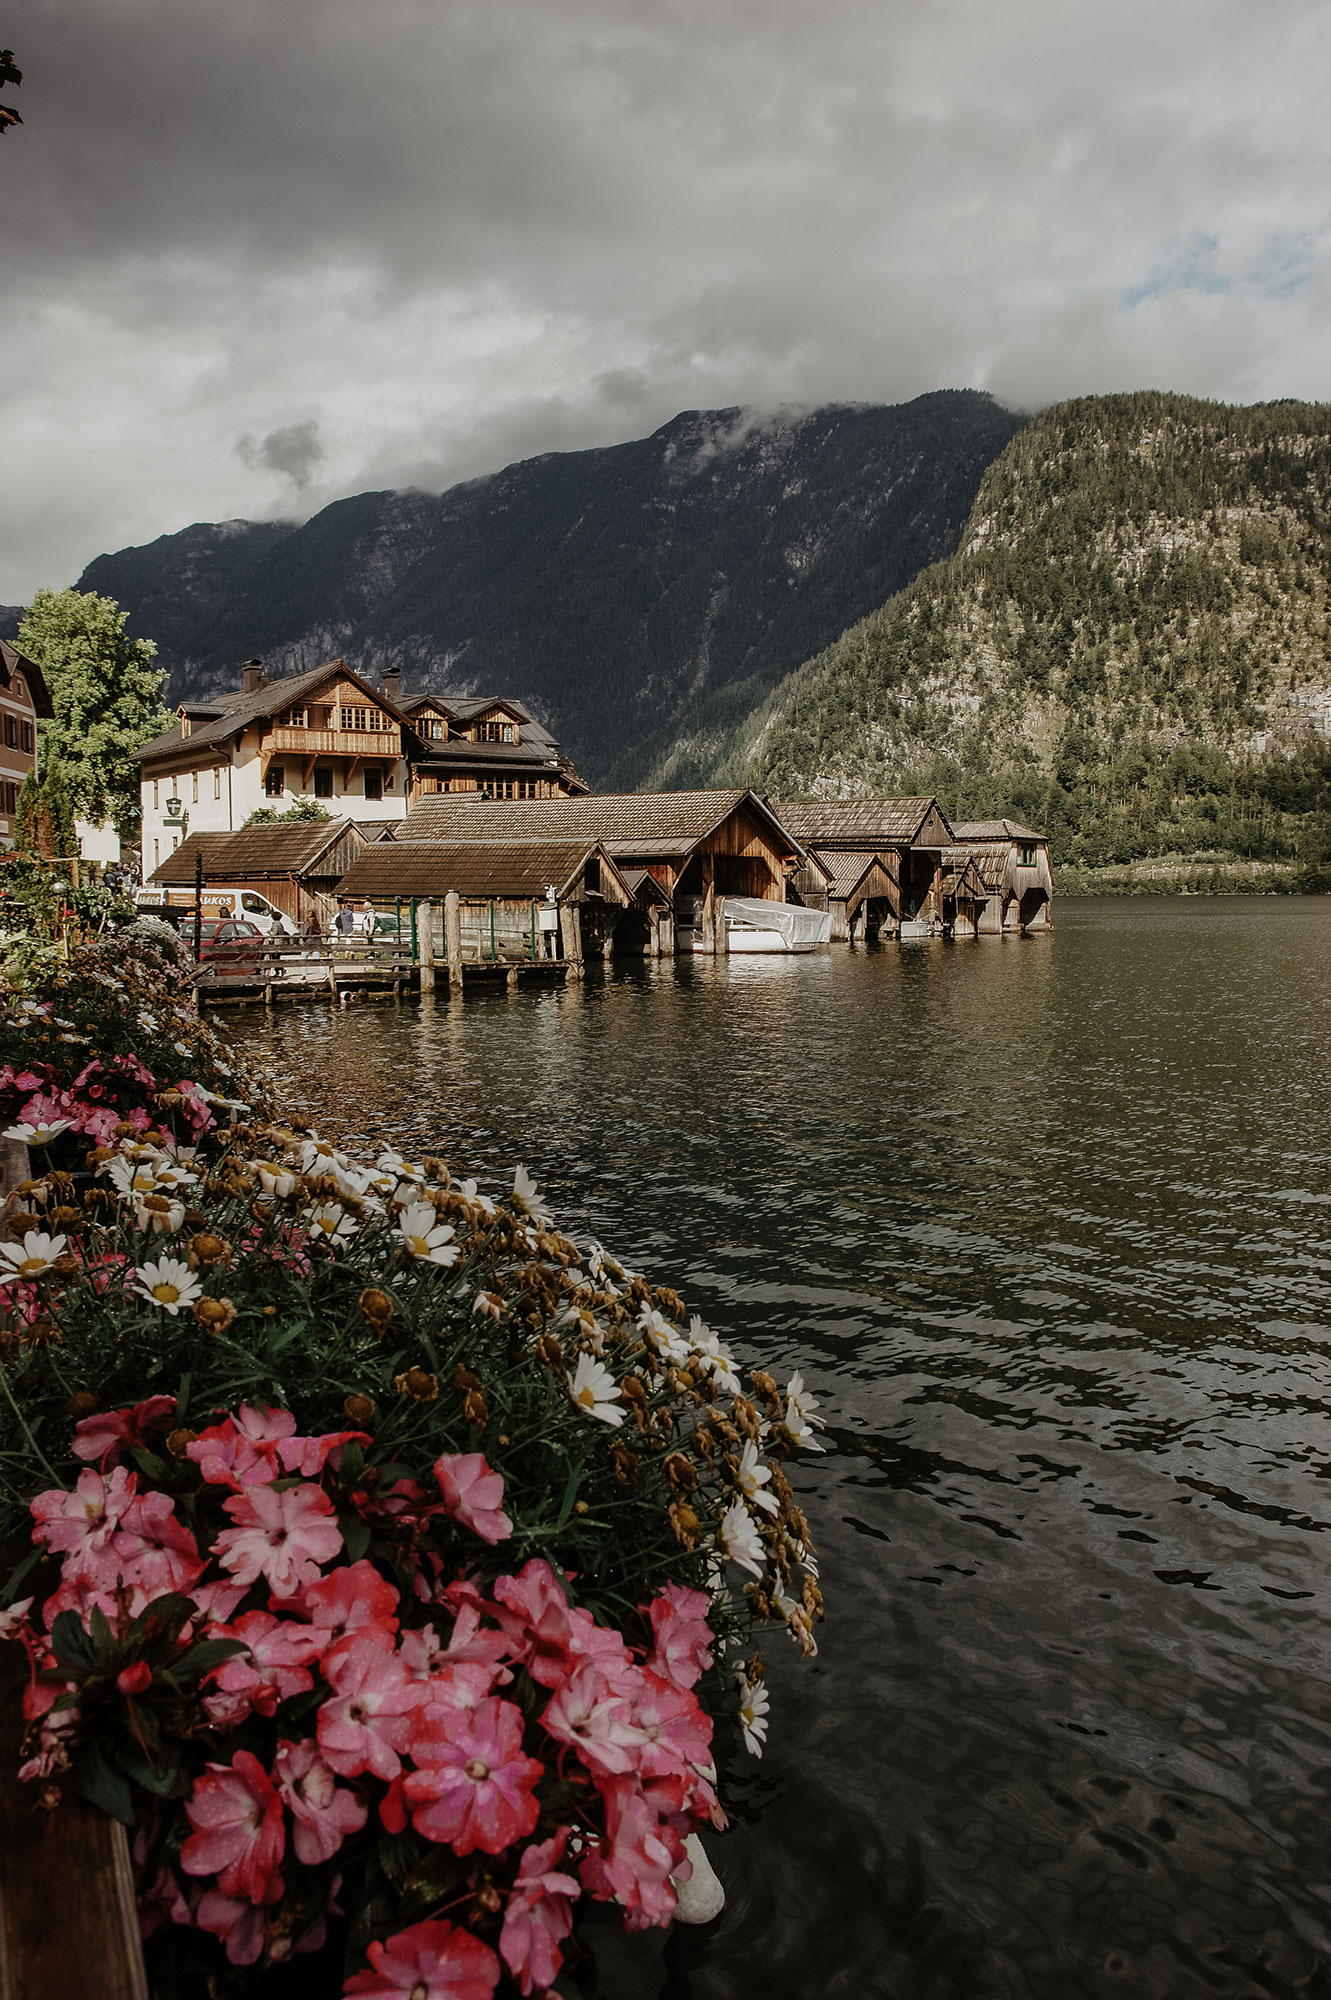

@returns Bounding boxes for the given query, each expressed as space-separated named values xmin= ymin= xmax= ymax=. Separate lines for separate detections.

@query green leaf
xmin=49 ymin=1609 xmax=95 ymax=1670
xmin=87 ymin=1600 xmax=117 ymax=1666
xmin=553 ymin=1460 xmax=582 ymax=1533
xmin=170 ymin=1637 xmax=247 ymax=1682
xmin=77 ymin=1744 xmax=136 ymax=1827
xmin=341 ymin=1513 xmax=371 ymax=1562
xmin=0 ymin=1544 xmax=43 ymax=1605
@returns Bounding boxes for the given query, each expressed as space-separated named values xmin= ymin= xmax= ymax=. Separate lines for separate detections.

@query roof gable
xmin=771 ymin=797 xmax=954 ymax=847
xmin=0 ymin=641 xmax=56 ymax=719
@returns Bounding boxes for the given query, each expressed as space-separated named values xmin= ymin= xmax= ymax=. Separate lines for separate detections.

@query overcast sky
xmin=4 ymin=0 xmax=1330 ymax=601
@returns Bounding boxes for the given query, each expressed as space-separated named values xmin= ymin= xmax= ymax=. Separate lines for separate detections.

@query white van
xmin=137 ymin=886 xmax=298 ymax=939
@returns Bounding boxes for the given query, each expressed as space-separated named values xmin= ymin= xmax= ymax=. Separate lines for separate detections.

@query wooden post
xmin=559 ymin=901 xmax=583 ymax=979
xmin=417 ymin=899 xmax=435 ymax=994
xmin=700 ymin=855 xmax=715 ymax=954
xmin=0 ymin=1645 xmax=149 ymax=2000
xmin=445 ymin=890 xmax=463 ymax=991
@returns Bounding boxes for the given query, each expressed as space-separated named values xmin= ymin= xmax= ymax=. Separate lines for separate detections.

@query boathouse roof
xmin=949 ymin=818 xmax=1046 ymax=843
xmin=816 ymin=849 xmax=900 ymax=899
xmin=771 ymin=798 xmax=954 ymax=847
xmin=149 ymin=820 xmax=366 ymax=884
xmin=335 ymin=838 xmax=633 ymax=905
xmin=398 ymin=788 xmax=806 ymax=859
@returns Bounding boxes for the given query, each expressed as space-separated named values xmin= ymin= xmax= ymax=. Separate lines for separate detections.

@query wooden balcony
xmin=264 ymin=726 xmax=401 ymax=760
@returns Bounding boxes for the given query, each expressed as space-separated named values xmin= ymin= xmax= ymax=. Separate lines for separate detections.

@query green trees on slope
xmin=738 ymin=393 xmax=1331 ymax=870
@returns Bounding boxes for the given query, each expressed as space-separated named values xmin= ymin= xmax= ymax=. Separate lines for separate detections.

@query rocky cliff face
xmin=75 ymin=392 xmax=1026 ymax=785
xmin=709 ymin=393 xmax=1331 ymax=868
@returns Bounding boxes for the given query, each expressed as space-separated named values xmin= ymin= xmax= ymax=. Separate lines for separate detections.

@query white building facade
xmin=137 ymin=659 xmax=418 ymax=877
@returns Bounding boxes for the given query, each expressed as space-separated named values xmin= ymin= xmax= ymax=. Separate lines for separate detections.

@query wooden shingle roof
xmin=399 ymin=789 xmax=805 ymax=859
xmin=815 ymin=849 xmax=899 ymax=898
xmin=950 ymin=818 xmax=1045 ymax=843
xmin=149 ymin=820 xmax=364 ymax=884
xmin=771 ymin=798 xmax=954 ymax=847
xmin=336 ymin=839 xmax=632 ymax=905
xmin=135 ymin=660 xmax=417 ymax=765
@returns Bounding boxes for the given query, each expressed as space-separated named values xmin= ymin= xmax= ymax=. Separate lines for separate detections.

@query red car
xmin=193 ymin=917 xmax=270 ymax=978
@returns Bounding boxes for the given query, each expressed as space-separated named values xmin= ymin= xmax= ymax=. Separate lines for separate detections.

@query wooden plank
xmin=0 ymin=1646 xmax=149 ymax=2000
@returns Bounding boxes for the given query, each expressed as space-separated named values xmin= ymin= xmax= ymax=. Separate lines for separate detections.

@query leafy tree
xmin=242 ymin=798 xmax=332 ymax=827
xmin=16 ymin=588 xmax=169 ymax=839
xmin=0 ymin=49 xmax=20 ymax=137
xmin=15 ymin=763 xmax=79 ymax=861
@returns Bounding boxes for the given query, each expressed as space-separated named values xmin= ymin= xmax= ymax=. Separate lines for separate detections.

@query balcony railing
xmin=264 ymin=726 xmax=401 ymax=759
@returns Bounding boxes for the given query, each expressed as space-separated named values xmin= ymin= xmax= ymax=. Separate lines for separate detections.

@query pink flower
xmin=277 ymin=1428 xmax=372 ymax=1477
xmin=540 ymin=1665 xmax=646 ymax=1777
xmin=344 ymin=1917 xmax=500 ymax=2000
xmin=71 ymin=1394 xmax=177 ymax=1468
xmin=187 ymin=1405 xmax=297 ymax=1490
xmin=191 ymin=1577 xmax=250 ymax=1624
xmin=403 ymin=1696 xmax=544 ymax=1856
xmin=499 ymin=1831 xmax=580 ymax=1996
xmin=214 ymin=1483 xmax=342 ymax=1597
xmin=117 ymin=1661 xmax=152 ymax=1696
xmin=112 ymin=1489 xmax=206 ymax=1596
xmin=491 ymin=1560 xmax=578 ymax=1688
xmin=181 ymin=1750 xmax=285 ymax=1905
xmin=631 ymin=1669 xmax=713 ymax=1782
xmin=274 ymin=1739 xmax=367 ymax=1864
xmin=207 ymin=1610 xmax=329 ymax=1717
xmin=433 ymin=1453 xmax=512 ymax=1546
xmin=581 ymin=1776 xmax=680 ymax=1928
xmin=195 ymin=1888 xmax=268 ymax=1966
xmin=300 ymin=1560 xmax=399 ymax=1641
xmin=646 ymin=1583 xmax=713 ymax=1691
xmin=317 ymin=1628 xmax=428 ymax=1781
xmin=30 ymin=1467 xmax=136 ymax=1559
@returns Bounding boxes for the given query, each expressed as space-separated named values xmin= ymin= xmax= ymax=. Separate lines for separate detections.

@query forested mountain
xmin=695 ymin=393 xmax=1331 ymax=875
xmin=74 ymin=393 xmax=1026 ymax=787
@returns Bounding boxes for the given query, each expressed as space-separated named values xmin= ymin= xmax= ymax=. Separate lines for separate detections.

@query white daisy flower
xmin=735 ymin=1671 xmax=770 ymax=1756
xmin=254 ymin=1161 xmax=298 ymax=1199
xmin=132 ymin=1192 xmax=186 ymax=1236
xmin=104 ymin=1158 xmax=165 ymax=1198
xmin=397 ymin=1203 xmax=458 ymax=1266
xmin=458 ymin=1177 xmax=496 ymax=1217
xmin=738 ymin=1440 xmax=779 ymax=1516
xmin=300 ymin=1136 xmax=349 ymax=1173
xmin=512 ymin=1164 xmax=552 ymax=1227
xmin=719 ymin=1500 xmax=765 ymax=1577
xmin=473 ymin=1289 xmax=503 ymax=1321
xmin=305 ymin=1201 xmax=358 ymax=1242
xmin=378 ymin=1149 xmax=426 ymax=1182
xmin=638 ymin=1306 xmax=691 ymax=1365
xmin=4 ymin=1119 xmax=73 ymax=1147
xmin=134 ymin=1257 xmax=202 ymax=1315
xmin=0 ymin=1230 xmax=68 ymax=1280
xmin=568 ymin=1352 xmax=624 ymax=1426
xmin=785 ymin=1370 xmax=826 ymax=1451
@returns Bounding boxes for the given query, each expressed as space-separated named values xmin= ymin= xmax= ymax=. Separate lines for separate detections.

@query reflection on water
xmin=229 ymin=900 xmax=1331 ymax=1999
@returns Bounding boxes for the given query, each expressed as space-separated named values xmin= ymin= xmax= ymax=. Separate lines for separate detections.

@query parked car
xmin=193 ymin=918 xmax=273 ymax=978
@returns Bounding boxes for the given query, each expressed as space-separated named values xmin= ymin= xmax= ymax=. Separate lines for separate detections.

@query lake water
xmin=230 ymin=899 xmax=1331 ymax=2000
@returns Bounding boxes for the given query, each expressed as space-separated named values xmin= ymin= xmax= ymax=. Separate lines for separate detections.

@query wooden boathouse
xmin=334 ymin=838 xmax=636 ymax=966
xmin=147 ymin=820 xmax=370 ymax=929
xmin=386 ymin=790 xmax=810 ymax=954
xmin=949 ymin=820 xmax=1054 ymax=932
xmin=772 ymin=798 xmax=955 ymax=939
xmin=940 ymin=848 xmax=993 ymax=939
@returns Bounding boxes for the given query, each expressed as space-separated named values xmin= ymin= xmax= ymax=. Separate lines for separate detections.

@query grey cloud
xmin=235 ymin=421 xmax=325 ymax=489
xmin=3 ymin=0 xmax=1331 ymax=594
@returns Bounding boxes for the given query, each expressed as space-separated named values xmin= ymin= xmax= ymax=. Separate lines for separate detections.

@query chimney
xmin=242 ymin=658 xmax=267 ymax=694
xmin=382 ymin=668 xmax=401 ymax=703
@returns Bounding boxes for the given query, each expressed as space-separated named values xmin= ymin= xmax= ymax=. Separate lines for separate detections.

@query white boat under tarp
xmin=723 ymin=897 xmax=831 ymax=953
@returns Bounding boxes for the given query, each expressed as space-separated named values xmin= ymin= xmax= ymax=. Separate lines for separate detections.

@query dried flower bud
xmin=535 ymin=1333 xmax=565 ymax=1374
xmin=193 ymin=1296 xmax=237 ymax=1335
xmin=474 ymin=1885 xmax=502 ymax=1916
xmin=66 ymin=1390 xmax=98 ymax=1419
xmin=663 ymin=1451 xmax=698 ymax=1493
xmin=343 ymin=1394 xmax=376 ymax=1427
xmin=608 ymin=1440 xmax=639 ymax=1487
xmin=191 ymin=1233 xmax=228 ymax=1267
xmin=394 ymin=1366 xmax=439 ymax=1404
xmin=668 ymin=1501 xmax=700 ymax=1550
xmin=165 ymin=1428 xmax=197 ymax=1459
xmin=359 ymin=1288 xmax=395 ymax=1326
xmin=574 ymin=1500 xmax=589 ymax=1516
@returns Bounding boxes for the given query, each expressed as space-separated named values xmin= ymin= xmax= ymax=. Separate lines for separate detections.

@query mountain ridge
xmin=72 ymin=392 xmax=1028 ymax=785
